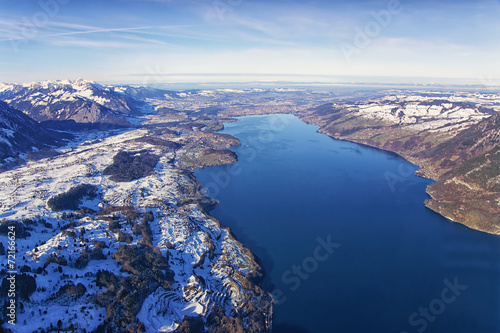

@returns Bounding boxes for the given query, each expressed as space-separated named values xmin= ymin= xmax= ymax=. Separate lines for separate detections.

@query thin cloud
xmin=1 ymin=24 xmax=196 ymax=41
xmin=131 ymin=29 xmax=234 ymax=43
xmin=47 ymin=25 xmax=194 ymax=37
xmin=48 ymin=38 xmax=147 ymax=48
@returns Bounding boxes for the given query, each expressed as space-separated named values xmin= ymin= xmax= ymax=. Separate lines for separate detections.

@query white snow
xmin=348 ymin=93 xmax=493 ymax=132
xmin=0 ymin=127 xmax=261 ymax=333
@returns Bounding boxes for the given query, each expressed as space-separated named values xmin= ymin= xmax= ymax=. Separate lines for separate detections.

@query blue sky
xmin=0 ymin=0 xmax=499 ymax=85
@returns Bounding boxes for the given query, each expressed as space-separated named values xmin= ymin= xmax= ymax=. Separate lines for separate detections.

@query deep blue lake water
xmin=194 ymin=114 xmax=500 ymax=333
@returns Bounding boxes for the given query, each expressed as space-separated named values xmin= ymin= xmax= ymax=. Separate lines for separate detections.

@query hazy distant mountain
xmin=112 ymin=85 xmax=182 ymax=100
xmin=0 ymin=100 xmax=65 ymax=166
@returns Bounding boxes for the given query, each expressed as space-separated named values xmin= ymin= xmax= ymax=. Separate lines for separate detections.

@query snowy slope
xmin=0 ymin=100 xmax=64 ymax=165
xmin=0 ymin=128 xmax=269 ymax=333
xmin=347 ymin=93 xmax=495 ymax=133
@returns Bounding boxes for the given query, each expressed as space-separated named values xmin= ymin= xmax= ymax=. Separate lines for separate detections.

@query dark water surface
xmin=194 ymin=114 xmax=500 ymax=333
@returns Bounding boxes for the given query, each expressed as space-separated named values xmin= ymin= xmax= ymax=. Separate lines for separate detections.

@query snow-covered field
xmin=0 ymin=127 xmax=261 ymax=332
xmin=346 ymin=93 xmax=495 ymax=132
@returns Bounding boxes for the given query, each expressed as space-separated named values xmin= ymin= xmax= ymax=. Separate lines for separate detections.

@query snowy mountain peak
xmin=19 ymin=79 xmax=97 ymax=91
xmin=71 ymin=78 xmax=98 ymax=90
xmin=0 ymin=83 xmax=15 ymax=93
xmin=73 ymin=77 xmax=94 ymax=85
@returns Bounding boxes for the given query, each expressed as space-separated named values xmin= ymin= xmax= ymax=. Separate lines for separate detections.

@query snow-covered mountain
xmin=0 ymin=80 xmax=155 ymax=126
xmin=0 ymin=100 xmax=65 ymax=167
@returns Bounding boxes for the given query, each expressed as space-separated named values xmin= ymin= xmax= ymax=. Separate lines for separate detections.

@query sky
xmin=0 ymin=0 xmax=499 ymax=86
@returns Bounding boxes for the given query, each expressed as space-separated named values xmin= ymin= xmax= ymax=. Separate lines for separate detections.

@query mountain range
xmin=0 ymin=79 xmax=166 ymax=127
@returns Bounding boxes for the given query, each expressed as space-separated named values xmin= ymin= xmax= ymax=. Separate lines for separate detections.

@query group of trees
xmin=47 ymin=184 xmax=98 ymax=211
xmin=103 ymin=150 xmax=159 ymax=182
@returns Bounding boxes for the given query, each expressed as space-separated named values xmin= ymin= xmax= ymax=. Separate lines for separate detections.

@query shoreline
xmin=294 ymin=112 xmax=500 ymax=236
xmin=187 ymin=153 xmax=275 ymax=331
xmin=311 ymin=129 xmax=500 ymax=236
xmin=201 ymin=112 xmax=499 ymax=237
xmin=190 ymin=111 xmax=499 ymax=332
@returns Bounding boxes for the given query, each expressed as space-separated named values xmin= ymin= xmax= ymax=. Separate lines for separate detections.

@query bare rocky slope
xmin=420 ymin=113 xmax=500 ymax=233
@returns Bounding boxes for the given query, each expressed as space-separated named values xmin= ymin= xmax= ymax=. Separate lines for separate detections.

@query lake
xmin=194 ymin=114 xmax=500 ymax=333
